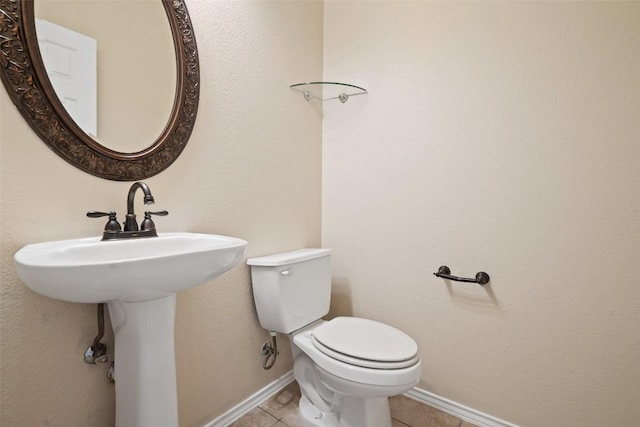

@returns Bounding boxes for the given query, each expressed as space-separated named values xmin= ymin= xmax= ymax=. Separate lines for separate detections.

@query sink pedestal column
xmin=108 ymin=294 xmax=178 ymax=427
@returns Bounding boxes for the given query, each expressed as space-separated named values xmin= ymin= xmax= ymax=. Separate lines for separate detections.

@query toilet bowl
xmin=291 ymin=318 xmax=421 ymax=427
xmin=247 ymin=249 xmax=422 ymax=427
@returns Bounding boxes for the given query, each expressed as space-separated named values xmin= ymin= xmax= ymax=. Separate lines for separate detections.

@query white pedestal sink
xmin=15 ymin=232 xmax=247 ymax=427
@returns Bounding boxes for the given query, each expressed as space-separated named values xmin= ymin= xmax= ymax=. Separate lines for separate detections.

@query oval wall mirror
xmin=0 ymin=0 xmax=200 ymax=181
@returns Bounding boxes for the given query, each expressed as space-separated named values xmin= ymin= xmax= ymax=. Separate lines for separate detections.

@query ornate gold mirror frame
xmin=0 ymin=0 xmax=199 ymax=181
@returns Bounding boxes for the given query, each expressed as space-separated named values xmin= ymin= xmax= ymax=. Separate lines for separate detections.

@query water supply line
xmin=84 ymin=303 xmax=109 ymax=365
xmin=261 ymin=331 xmax=279 ymax=370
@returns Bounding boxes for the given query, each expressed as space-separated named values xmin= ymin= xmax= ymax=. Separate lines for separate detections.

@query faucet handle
xmin=87 ymin=211 xmax=121 ymax=232
xmin=87 ymin=210 xmax=116 ymax=218
xmin=141 ymin=210 xmax=169 ymax=232
xmin=145 ymin=210 xmax=169 ymax=217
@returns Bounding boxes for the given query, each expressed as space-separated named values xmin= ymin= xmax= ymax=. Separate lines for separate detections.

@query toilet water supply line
xmin=261 ymin=331 xmax=279 ymax=369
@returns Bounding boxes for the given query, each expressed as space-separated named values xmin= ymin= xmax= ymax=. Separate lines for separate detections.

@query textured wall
xmin=322 ymin=2 xmax=640 ymax=426
xmin=0 ymin=1 xmax=323 ymax=426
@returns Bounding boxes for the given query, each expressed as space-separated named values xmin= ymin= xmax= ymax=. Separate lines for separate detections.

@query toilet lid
xmin=311 ymin=317 xmax=419 ymax=369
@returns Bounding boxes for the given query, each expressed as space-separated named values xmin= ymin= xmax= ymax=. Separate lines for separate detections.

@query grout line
xmin=257 ymin=407 xmax=279 ymax=425
xmin=392 ymin=417 xmax=412 ymax=427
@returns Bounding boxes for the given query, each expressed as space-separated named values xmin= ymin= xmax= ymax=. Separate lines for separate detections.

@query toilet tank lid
xmin=247 ymin=248 xmax=331 ymax=266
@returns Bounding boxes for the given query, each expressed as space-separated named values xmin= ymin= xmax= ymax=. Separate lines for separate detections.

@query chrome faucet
xmin=87 ymin=182 xmax=168 ymax=240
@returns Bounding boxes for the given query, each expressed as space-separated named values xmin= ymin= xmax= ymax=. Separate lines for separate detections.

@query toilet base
xmin=299 ymin=395 xmax=340 ymax=426
xmin=298 ymin=396 xmax=391 ymax=427
xmin=339 ymin=396 xmax=392 ymax=427
xmin=298 ymin=394 xmax=392 ymax=427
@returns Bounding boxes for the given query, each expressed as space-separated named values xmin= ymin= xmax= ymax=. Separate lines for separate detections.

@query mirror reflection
xmin=34 ymin=0 xmax=176 ymax=153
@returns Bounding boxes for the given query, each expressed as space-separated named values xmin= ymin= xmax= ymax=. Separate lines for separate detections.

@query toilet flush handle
xmin=281 ymin=268 xmax=293 ymax=276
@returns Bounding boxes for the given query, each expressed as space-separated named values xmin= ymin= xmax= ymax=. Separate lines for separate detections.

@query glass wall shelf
xmin=290 ymin=82 xmax=367 ymax=103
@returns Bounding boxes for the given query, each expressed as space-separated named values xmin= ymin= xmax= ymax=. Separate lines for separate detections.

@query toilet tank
xmin=247 ymin=249 xmax=331 ymax=334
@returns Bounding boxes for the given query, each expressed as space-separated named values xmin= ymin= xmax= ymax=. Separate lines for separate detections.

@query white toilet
xmin=247 ymin=249 xmax=421 ymax=427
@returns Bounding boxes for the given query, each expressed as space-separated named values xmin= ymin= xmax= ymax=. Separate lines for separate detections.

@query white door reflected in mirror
xmin=34 ymin=0 xmax=176 ymax=153
xmin=36 ymin=19 xmax=97 ymax=138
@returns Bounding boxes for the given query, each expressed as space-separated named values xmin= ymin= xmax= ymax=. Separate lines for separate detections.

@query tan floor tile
xmin=259 ymin=381 xmax=302 ymax=419
xmin=389 ymin=395 xmax=461 ymax=427
xmin=279 ymin=407 xmax=307 ymax=427
xmin=460 ymin=421 xmax=477 ymax=427
xmin=392 ymin=418 xmax=412 ymax=427
xmin=280 ymin=413 xmax=307 ymax=427
xmin=229 ymin=407 xmax=279 ymax=427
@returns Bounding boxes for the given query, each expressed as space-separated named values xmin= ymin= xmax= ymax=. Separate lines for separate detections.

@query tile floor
xmin=229 ymin=381 xmax=476 ymax=427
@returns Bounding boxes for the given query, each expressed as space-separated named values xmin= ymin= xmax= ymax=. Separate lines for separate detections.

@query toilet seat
xmin=311 ymin=317 xmax=419 ymax=369
xmin=292 ymin=320 xmax=422 ymax=388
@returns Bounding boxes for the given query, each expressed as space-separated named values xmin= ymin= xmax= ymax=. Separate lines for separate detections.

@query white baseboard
xmin=203 ymin=371 xmax=295 ymax=427
xmin=202 ymin=370 xmax=518 ymax=427
xmin=405 ymin=388 xmax=519 ymax=427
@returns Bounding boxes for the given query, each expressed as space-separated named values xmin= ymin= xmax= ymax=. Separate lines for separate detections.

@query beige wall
xmin=4 ymin=1 xmax=640 ymax=426
xmin=0 ymin=1 xmax=323 ymax=426
xmin=323 ymin=2 xmax=640 ymax=427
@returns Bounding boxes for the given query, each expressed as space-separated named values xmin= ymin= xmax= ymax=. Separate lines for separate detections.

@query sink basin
xmin=15 ymin=232 xmax=248 ymax=303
